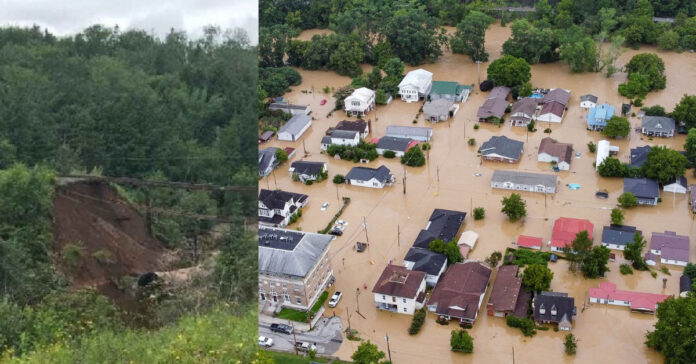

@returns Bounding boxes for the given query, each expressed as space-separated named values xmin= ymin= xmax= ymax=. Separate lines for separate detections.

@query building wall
xmin=278 ymin=120 xmax=312 ymax=141
xmin=491 ymin=181 xmax=555 ymax=194
xmin=330 ymin=136 xmax=359 ymax=146
xmin=580 ymin=101 xmax=595 ymax=109
xmin=660 ymin=257 xmax=688 ymax=266
xmin=373 ymin=279 xmax=425 ymax=315
xmin=348 ymin=178 xmax=385 ymax=189
xmin=537 ymin=113 xmax=563 ymax=123
xmin=399 ymin=86 xmax=420 ymax=102
xmin=601 ymin=242 xmax=626 ymax=251
xmin=376 ymin=148 xmax=405 ymax=157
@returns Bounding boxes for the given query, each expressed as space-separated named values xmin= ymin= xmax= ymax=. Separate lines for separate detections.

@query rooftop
xmin=517 ymin=235 xmax=543 ymax=249
xmin=630 ymin=145 xmax=651 ymax=168
xmin=491 ymin=170 xmax=557 ymax=188
xmin=258 ymin=189 xmax=308 ymax=210
xmin=404 ymin=247 xmax=447 ymax=276
xmin=477 ymin=98 xmax=508 ymax=119
xmin=278 ymin=114 xmax=312 ymax=136
xmin=587 ymin=104 xmax=616 ymax=126
xmin=377 ymin=136 xmax=415 ymax=152
xmin=430 ymin=81 xmax=469 ymax=95
xmin=345 ymin=165 xmax=392 ymax=183
xmin=428 ymin=262 xmax=492 ymax=320
xmin=258 ymin=227 xmax=333 ymax=277
xmin=290 ymin=161 xmax=325 ymax=176
xmin=425 ymin=209 xmax=467 ymax=243
xmin=541 ymin=88 xmax=570 ymax=106
xmin=489 ymin=86 xmax=511 ymax=100
xmin=386 ymin=125 xmax=433 ymax=138
xmin=538 ymin=137 xmax=573 ymax=164
xmin=624 ymin=178 xmax=660 ymax=199
xmin=601 ymin=224 xmax=640 ymax=247
xmin=480 ymin=136 xmax=524 ymax=160
xmin=642 ymin=116 xmax=676 ymax=132
xmin=488 ymin=265 xmax=522 ymax=313
xmin=650 ymin=231 xmax=690 ymax=262
xmin=372 ymin=264 xmax=426 ymax=298
xmin=589 ymin=282 xmax=669 ymax=312
xmin=551 ymin=217 xmax=593 ymax=249
xmin=534 ymin=291 xmax=575 ymax=324
xmin=335 ymin=119 xmax=368 ymax=133
xmin=539 ymin=100 xmax=565 ymax=118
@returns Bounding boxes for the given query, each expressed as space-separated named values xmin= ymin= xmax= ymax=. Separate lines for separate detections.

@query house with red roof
xmin=589 ymin=282 xmax=670 ymax=314
xmin=517 ymin=235 xmax=543 ymax=250
xmin=549 ymin=217 xmax=593 ymax=253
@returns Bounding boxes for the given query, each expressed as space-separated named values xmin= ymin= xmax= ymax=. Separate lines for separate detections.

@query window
xmin=296 ymin=297 xmax=302 ymax=304
xmin=282 ymin=283 xmax=287 ymax=289
xmin=392 ymin=296 xmax=396 ymax=302
xmin=283 ymin=293 xmax=290 ymax=302
xmin=352 ymin=101 xmax=360 ymax=106
xmin=382 ymin=295 xmax=386 ymax=300
xmin=403 ymin=307 xmax=407 ymax=312
xmin=294 ymin=284 xmax=301 ymax=291
xmin=403 ymin=298 xmax=406 ymax=303
xmin=260 ymin=292 xmax=266 ymax=301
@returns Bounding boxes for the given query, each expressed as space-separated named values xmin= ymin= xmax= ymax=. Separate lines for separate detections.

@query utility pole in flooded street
xmin=363 ymin=216 xmax=369 ymax=243
xmin=385 ymin=333 xmax=393 ymax=363
xmin=397 ymin=224 xmax=400 ymax=247
xmin=402 ymin=166 xmax=407 ymax=195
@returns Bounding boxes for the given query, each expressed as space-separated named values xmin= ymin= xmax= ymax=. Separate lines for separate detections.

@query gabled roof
xmin=335 ymin=120 xmax=368 ymax=134
xmin=346 ymin=87 xmax=375 ymax=103
xmin=259 ymin=189 xmax=308 ymax=210
xmin=377 ymin=136 xmax=414 ymax=152
xmin=488 ymin=265 xmax=522 ymax=313
xmin=258 ymin=227 xmax=332 ymax=277
xmin=345 ymin=165 xmax=392 ymax=183
xmin=372 ymin=264 xmax=426 ymax=298
xmin=491 ymin=170 xmax=557 ymax=189
xmin=517 ymin=235 xmax=543 ymax=249
xmin=477 ymin=98 xmax=508 ymax=119
xmin=404 ymin=247 xmax=447 ymax=276
xmin=386 ymin=125 xmax=433 ymax=139
xmin=650 ymin=231 xmax=690 ymax=262
xmin=480 ymin=136 xmax=524 ymax=160
xmin=398 ymin=69 xmax=433 ymax=93
xmin=269 ymin=102 xmax=309 ymax=111
xmin=489 ymin=86 xmax=510 ymax=100
xmin=259 ymin=147 xmax=278 ymax=174
xmin=581 ymin=94 xmax=598 ymax=103
xmin=428 ymin=262 xmax=492 ymax=320
xmin=413 ymin=229 xmax=438 ymax=249
xmin=533 ymin=291 xmax=575 ymax=324
xmin=587 ymin=104 xmax=616 ymax=126
xmin=511 ymin=98 xmax=538 ymax=117
xmin=426 ymin=209 xmax=466 ymax=242
xmin=630 ymin=146 xmax=651 ymax=168
xmin=539 ymin=100 xmax=565 ymax=118
xmin=541 ymin=88 xmax=570 ymax=106
xmin=589 ymin=282 xmax=669 ymax=312
xmin=538 ymin=137 xmax=572 ymax=164
xmin=551 ymin=217 xmax=593 ymax=249
xmin=642 ymin=116 xmax=675 ymax=133
xmin=278 ymin=114 xmax=312 ymax=136
xmin=290 ymin=161 xmax=325 ymax=176
xmin=423 ymin=98 xmax=454 ymax=116
xmin=601 ymin=224 xmax=640 ymax=247
xmin=624 ymin=178 xmax=660 ymax=199
xmin=430 ymin=81 xmax=467 ymax=96
xmin=664 ymin=176 xmax=687 ymax=188
xmin=644 ymin=252 xmax=659 ymax=262
xmin=681 ymin=275 xmax=693 ymax=293
xmin=331 ymin=130 xmax=359 ymax=140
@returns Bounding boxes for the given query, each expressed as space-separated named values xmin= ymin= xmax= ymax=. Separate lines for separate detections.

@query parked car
xmin=595 ymin=190 xmax=609 ymax=199
xmin=320 ymin=99 xmax=327 ymax=105
xmin=336 ymin=220 xmax=348 ymax=225
xmin=269 ymin=323 xmax=293 ymax=334
xmin=296 ymin=342 xmax=317 ymax=352
xmin=328 ymin=292 xmax=343 ymax=308
xmin=321 ymin=202 xmax=329 ymax=211
xmin=329 ymin=229 xmax=343 ymax=236
xmin=259 ymin=336 xmax=274 ymax=347
xmin=332 ymin=225 xmax=345 ymax=231
xmin=356 ymin=242 xmax=367 ymax=252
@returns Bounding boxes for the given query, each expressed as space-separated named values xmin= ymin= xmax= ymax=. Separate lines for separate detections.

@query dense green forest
xmin=0 ymin=25 xmax=258 ymax=363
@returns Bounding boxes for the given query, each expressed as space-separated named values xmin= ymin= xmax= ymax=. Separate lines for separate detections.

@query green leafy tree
xmin=642 ymin=146 xmax=687 ymax=184
xmin=645 ymin=296 xmax=696 ymax=364
xmin=351 ymin=340 xmax=388 ymax=364
xmin=502 ymin=19 xmax=559 ymax=64
xmin=657 ymin=30 xmax=680 ymax=50
xmin=559 ymin=34 xmax=598 ymax=72
xmin=602 ymin=116 xmax=631 ymax=138
xmin=610 ymin=208 xmax=624 ymax=225
xmin=618 ymin=192 xmax=638 ymax=208
xmin=501 ymin=193 xmax=527 ymax=222
xmin=450 ymin=11 xmax=494 ymax=62
xmin=624 ymin=232 xmax=649 ymax=270
xmin=450 ymin=329 xmax=474 ymax=353
xmin=564 ymin=333 xmax=578 ymax=355
xmin=473 ymin=207 xmax=485 ymax=220
xmin=673 ymin=94 xmax=696 ymax=130
xmin=409 ymin=308 xmax=426 ymax=335
xmin=518 ymin=82 xmax=533 ymax=98
xmin=485 ymin=251 xmax=503 ymax=267
xmin=522 ymin=264 xmax=554 ymax=292
xmin=581 ymin=246 xmax=612 ymax=278
xmin=619 ymin=53 xmax=666 ymax=97
xmin=401 ymin=145 xmax=426 ymax=167
xmin=429 ymin=239 xmax=463 ymax=265
xmin=642 ymin=105 xmax=667 ymax=116
xmin=333 ymin=174 xmax=345 ymax=184
xmin=383 ymin=8 xmax=447 ymax=65
xmin=274 ymin=148 xmax=288 ymax=164
xmin=487 ymin=55 xmax=531 ymax=88
xmin=563 ymin=230 xmax=593 ymax=271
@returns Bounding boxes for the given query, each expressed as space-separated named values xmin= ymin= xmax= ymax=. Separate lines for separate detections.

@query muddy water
xmin=267 ymin=23 xmax=696 ymax=363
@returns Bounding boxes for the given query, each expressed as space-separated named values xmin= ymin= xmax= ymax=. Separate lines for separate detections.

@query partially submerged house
xmin=258 ymin=130 xmax=274 ymax=144
xmin=550 ymin=217 xmax=593 ymax=253
xmin=580 ymin=94 xmax=598 ymax=109
xmin=334 ymin=119 xmax=370 ymax=138
xmin=516 ymin=235 xmax=543 ymax=250
xmin=586 ymin=103 xmax=615 ymax=131
xmin=537 ymin=88 xmax=570 ymax=123
xmin=476 ymin=98 xmax=509 ymax=123
xmin=269 ymin=102 xmax=311 ymax=116
xmin=375 ymin=136 xmax=417 ymax=157
xmin=428 ymin=81 xmax=472 ymax=103
xmin=427 ymin=261 xmax=492 ymax=324
xmin=403 ymin=248 xmax=447 ymax=287
xmin=642 ymin=116 xmax=675 ymax=137
xmin=509 ymin=98 xmax=538 ymax=127
xmin=663 ymin=176 xmax=688 ymax=194
xmin=289 ymin=161 xmax=327 ymax=183
xmin=630 ymin=145 xmax=651 ymax=168
xmin=456 ymin=230 xmax=479 ymax=258
xmin=589 ymin=282 xmax=669 ymax=314
xmin=398 ymin=69 xmax=433 ymax=103
xmin=601 ymin=224 xmax=640 ymax=251
xmin=540 ymin=88 xmax=571 ymax=107
xmin=258 ymin=189 xmax=308 ymax=228
xmin=644 ymin=252 xmax=659 ymax=266
xmin=258 ymin=147 xmax=279 ymax=177
xmin=680 ymin=275 xmax=693 ymax=298
xmin=691 ymin=185 xmax=696 ymax=213
xmin=489 ymin=86 xmax=511 ymax=100
xmin=372 ymin=265 xmax=427 ymax=315
xmin=320 ymin=130 xmax=360 ymax=150
xmin=650 ymin=231 xmax=690 ymax=266
xmin=423 ymin=98 xmax=458 ymax=122
xmin=538 ymin=137 xmax=573 ymax=170
xmin=623 ymin=178 xmax=660 ymax=206
xmin=345 ymin=166 xmax=395 ymax=189
xmin=480 ymin=136 xmax=524 ymax=163
xmin=486 ymin=265 xmax=529 ymax=318
xmin=490 ymin=170 xmax=557 ymax=194
xmin=386 ymin=125 xmax=433 ymax=142
xmin=278 ymin=114 xmax=312 ymax=142
xmin=344 ymin=87 xmax=376 ymax=117
xmin=533 ymin=291 xmax=576 ymax=331
xmin=412 ymin=209 xmax=467 ymax=249
xmin=596 ymin=140 xmax=620 ymax=171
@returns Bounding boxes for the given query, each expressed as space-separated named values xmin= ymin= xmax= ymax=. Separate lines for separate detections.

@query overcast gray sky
xmin=0 ymin=0 xmax=258 ymax=43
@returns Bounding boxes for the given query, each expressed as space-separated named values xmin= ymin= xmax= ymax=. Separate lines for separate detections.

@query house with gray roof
xmin=489 ymin=86 xmax=511 ymax=100
xmin=320 ymin=129 xmax=360 ymax=150
xmin=650 ymin=231 xmax=690 ymax=266
xmin=491 ymin=170 xmax=557 ymax=194
xmin=624 ymin=178 xmax=659 ymax=205
xmin=630 ymin=145 xmax=651 ymax=168
xmin=258 ymin=227 xmax=334 ymax=311
xmin=641 ymin=116 xmax=675 ymax=137
xmin=386 ymin=125 xmax=433 ymax=142
xmin=345 ymin=165 xmax=395 ymax=189
xmin=269 ymin=102 xmax=311 ymax=116
xmin=423 ymin=98 xmax=458 ymax=122
xmin=403 ymin=247 xmax=447 ymax=287
xmin=580 ymin=94 xmax=598 ymax=109
xmin=289 ymin=161 xmax=327 ymax=183
xmin=601 ymin=224 xmax=640 ymax=251
xmin=533 ymin=291 xmax=576 ymax=331
xmin=509 ymin=98 xmax=538 ymax=126
xmin=412 ymin=209 xmax=467 ymax=249
xmin=278 ymin=114 xmax=312 ymax=142
xmin=258 ymin=189 xmax=308 ymax=228
xmin=334 ymin=119 xmax=369 ymax=138
xmin=663 ymin=176 xmax=688 ymax=194
xmin=680 ymin=275 xmax=693 ymax=297
xmin=480 ymin=136 xmax=524 ymax=163
xmin=427 ymin=261 xmax=492 ymax=324
xmin=477 ymin=98 xmax=509 ymax=123
xmin=376 ymin=136 xmax=417 ymax=157
xmin=259 ymin=147 xmax=279 ymax=177
xmin=541 ymin=88 xmax=571 ymax=107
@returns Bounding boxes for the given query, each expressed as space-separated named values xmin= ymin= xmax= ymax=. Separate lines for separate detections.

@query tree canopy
xmin=487 ymin=55 xmax=532 ymax=88
xmin=673 ymin=95 xmax=696 ymax=130
xmin=602 ymin=116 xmax=631 ymax=138
xmin=619 ymin=53 xmax=666 ymax=98
xmin=450 ymin=11 xmax=494 ymax=62
xmin=522 ymin=264 xmax=554 ymax=292
xmin=501 ymin=193 xmax=527 ymax=222
xmin=642 ymin=146 xmax=687 ymax=184
xmin=646 ymin=296 xmax=696 ymax=364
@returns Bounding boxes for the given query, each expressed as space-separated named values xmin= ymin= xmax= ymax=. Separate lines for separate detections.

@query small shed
xmin=457 ymin=230 xmax=479 ymax=249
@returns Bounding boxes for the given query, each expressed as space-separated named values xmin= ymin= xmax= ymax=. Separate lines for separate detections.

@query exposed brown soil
xmin=52 ymin=180 xmax=168 ymax=290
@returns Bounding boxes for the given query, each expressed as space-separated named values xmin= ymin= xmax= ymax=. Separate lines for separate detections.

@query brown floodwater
xmin=264 ymin=24 xmax=696 ymax=363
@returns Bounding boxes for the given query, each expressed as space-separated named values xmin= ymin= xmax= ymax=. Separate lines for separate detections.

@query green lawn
xmin=277 ymin=291 xmax=330 ymax=322
xmin=504 ymin=248 xmax=551 ymax=267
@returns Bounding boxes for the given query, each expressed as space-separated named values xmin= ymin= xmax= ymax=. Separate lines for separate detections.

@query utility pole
xmin=291 ymin=321 xmax=298 ymax=355
xmin=336 ymin=184 xmax=340 ymax=201
xmin=272 ymin=170 xmax=278 ymax=189
xmin=512 ymin=346 xmax=515 ymax=364
xmin=363 ymin=216 xmax=369 ymax=243
xmin=356 ymin=288 xmax=361 ymax=314
xmin=266 ymin=176 xmax=270 ymax=189
xmin=437 ymin=165 xmax=440 ymax=183
xmin=385 ymin=333 xmax=393 ymax=363
xmin=397 ymin=224 xmax=401 ymax=247
xmin=347 ymin=310 xmax=352 ymax=335
xmin=303 ymin=139 xmax=307 ymax=155
xmin=402 ymin=166 xmax=407 ymax=195
xmin=470 ymin=197 xmax=473 ymax=216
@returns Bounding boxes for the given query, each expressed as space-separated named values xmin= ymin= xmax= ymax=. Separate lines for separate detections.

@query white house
xmin=580 ymin=94 xmax=598 ymax=109
xmin=372 ymin=265 xmax=427 ymax=315
xmin=375 ymin=136 xmax=416 ymax=157
xmin=344 ymin=87 xmax=376 ymax=117
xmin=320 ymin=130 xmax=360 ymax=150
xmin=663 ymin=177 xmax=688 ymax=194
xmin=289 ymin=161 xmax=327 ymax=183
xmin=536 ymin=101 xmax=565 ymax=123
xmin=344 ymin=166 xmax=395 ymax=189
xmin=269 ymin=102 xmax=311 ymax=116
xmin=601 ymin=225 xmax=639 ymax=251
xmin=278 ymin=114 xmax=312 ymax=142
xmin=595 ymin=140 xmax=619 ymax=171
xmin=491 ymin=170 xmax=557 ymax=194
xmin=398 ymin=69 xmax=433 ymax=103
xmin=538 ymin=137 xmax=573 ymax=171
xmin=403 ymin=248 xmax=447 ymax=287
xmin=650 ymin=231 xmax=690 ymax=267
xmin=258 ymin=189 xmax=309 ymax=228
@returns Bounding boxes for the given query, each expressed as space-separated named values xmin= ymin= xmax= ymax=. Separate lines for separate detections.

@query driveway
xmin=259 ymin=316 xmax=344 ymax=356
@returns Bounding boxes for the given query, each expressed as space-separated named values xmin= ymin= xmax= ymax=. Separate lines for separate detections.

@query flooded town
xmin=259 ymin=21 xmax=696 ymax=364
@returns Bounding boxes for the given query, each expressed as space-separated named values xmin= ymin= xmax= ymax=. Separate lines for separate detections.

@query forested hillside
xmin=0 ymin=25 xmax=257 ymax=363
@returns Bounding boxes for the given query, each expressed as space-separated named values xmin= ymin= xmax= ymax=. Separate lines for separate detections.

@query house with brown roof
xmin=538 ymin=137 xmax=573 ymax=170
xmin=509 ymin=98 xmax=538 ymax=127
xmin=334 ymin=119 xmax=370 ymax=139
xmin=477 ymin=98 xmax=509 ymax=123
xmin=372 ymin=264 xmax=427 ymax=315
xmin=537 ymin=101 xmax=566 ymax=123
xmin=541 ymin=88 xmax=570 ymax=107
xmin=486 ymin=265 xmax=530 ymax=318
xmin=427 ymin=261 xmax=492 ymax=324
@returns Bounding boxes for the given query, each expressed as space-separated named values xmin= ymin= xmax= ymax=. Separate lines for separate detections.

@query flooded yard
xmin=262 ymin=23 xmax=696 ymax=363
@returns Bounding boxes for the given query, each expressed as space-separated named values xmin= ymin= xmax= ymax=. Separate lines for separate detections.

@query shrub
xmin=618 ymin=192 xmax=638 ymax=208
xmin=412 ymin=119 xmax=417 ymax=124
xmin=544 ymin=128 xmax=552 ymax=133
xmin=660 ymin=266 xmax=671 ymax=275
xmin=610 ymin=208 xmax=624 ymax=225
xmin=333 ymin=174 xmax=345 ymax=184
xmin=401 ymin=145 xmax=426 ymax=167
xmin=323 ymin=86 xmax=330 ymax=93
xmin=62 ymin=242 xmax=85 ymax=268
xmin=305 ymin=180 xmax=314 ymax=186
xmin=468 ymin=138 xmax=476 ymax=146
xmin=564 ymin=333 xmax=578 ymax=355
xmin=587 ymin=141 xmax=596 ymax=153
xmin=450 ymin=329 xmax=474 ymax=353
xmin=506 ymin=315 xmax=537 ymax=337
xmin=527 ymin=120 xmax=536 ymax=132
xmin=383 ymin=150 xmax=396 ymax=158
xmin=473 ymin=123 xmax=479 ymax=130
xmin=473 ymin=207 xmax=485 ymax=220
xmin=422 ymin=142 xmax=431 ymax=150
xmin=651 ymin=271 xmax=658 ymax=278
xmin=633 ymin=98 xmax=643 ymax=107
xmin=409 ymin=308 xmax=426 ymax=335
xmin=620 ymin=264 xmax=634 ymax=275
xmin=92 ymin=249 xmax=112 ymax=265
